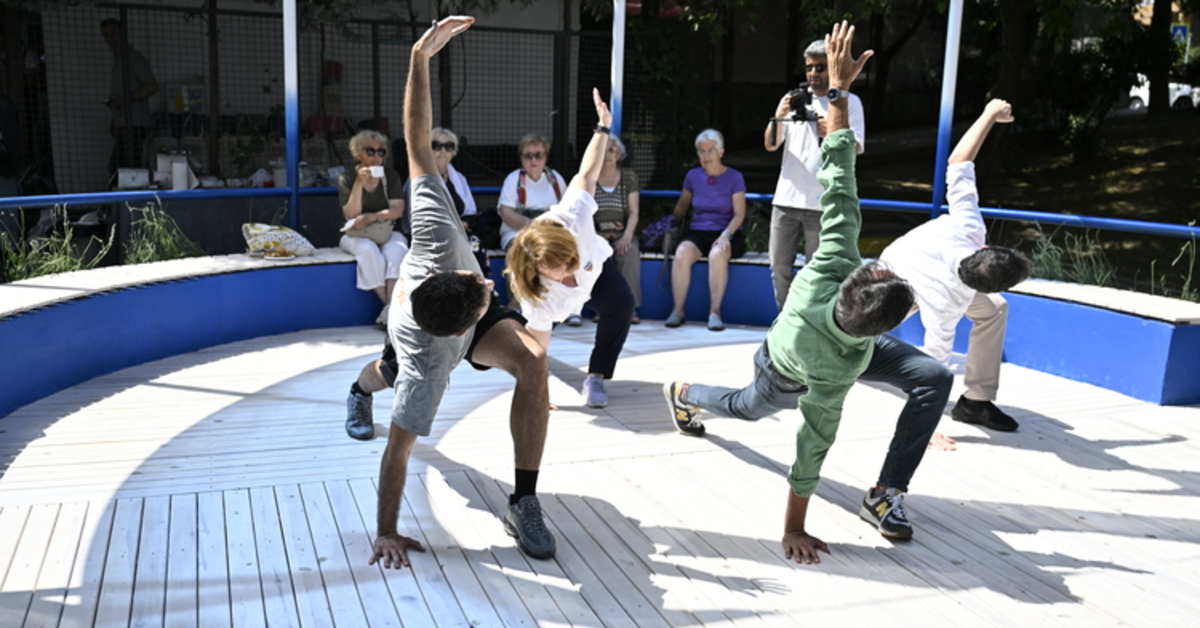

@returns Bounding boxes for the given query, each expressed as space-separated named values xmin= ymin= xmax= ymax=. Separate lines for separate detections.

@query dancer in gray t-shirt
xmin=351 ymin=17 xmax=558 ymax=566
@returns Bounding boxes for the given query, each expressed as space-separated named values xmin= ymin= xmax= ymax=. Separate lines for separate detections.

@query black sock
xmin=510 ymin=469 xmax=539 ymax=504
xmin=350 ymin=382 xmax=370 ymax=397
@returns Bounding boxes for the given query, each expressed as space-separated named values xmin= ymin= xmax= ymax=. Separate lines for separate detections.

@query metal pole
xmin=610 ymin=0 xmax=626 ymax=136
xmin=930 ymin=0 xmax=963 ymax=217
xmin=283 ymin=0 xmax=301 ymax=229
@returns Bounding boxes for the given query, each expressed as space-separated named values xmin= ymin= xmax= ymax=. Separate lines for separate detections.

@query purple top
xmin=683 ymin=167 xmax=746 ymax=231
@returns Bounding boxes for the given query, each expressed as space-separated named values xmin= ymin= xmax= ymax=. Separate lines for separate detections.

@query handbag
xmin=345 ymin=219 xmax=395 ymax=245
xmin=242 ymin=222 xmax=316 ymax=256
xmin=639 ymin=215 xmax=678 ymax=251
xmin=344 ymin=171 xmax=396 ymax=245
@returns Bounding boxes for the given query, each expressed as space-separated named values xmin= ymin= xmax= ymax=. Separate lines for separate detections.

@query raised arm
xmin=405 ymin=17 xmax=474 ymax=178
xmin=948 ymin=99 xmax=1013 ymax=165
xmin=822 ymin=21 xmax=872 ymax=136
xmin=568 ymin=89 xmax=614 ymax=194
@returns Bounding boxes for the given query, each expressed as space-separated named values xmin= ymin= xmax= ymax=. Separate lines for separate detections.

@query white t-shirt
xmin=772 ymin=92 xmax=865 ymax=210
xmin=879 ymin=162 xmax=986 ymax=363
xmin=518 ymin=187 xmax=612 ymax=332
xmin=498 ymin=168 xmax=563 ymax=249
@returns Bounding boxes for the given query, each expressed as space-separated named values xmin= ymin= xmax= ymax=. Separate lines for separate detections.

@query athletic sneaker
xmin=503 ymin=495 xmax=557 ymax=559
xmin=346 ymin=391 xmax=375 ymax=441
xmin=951 ymin=395 xmax=1019 ymax=432
xmin=565 ymin=313 xmax=583 ymax=327
xmin=582 ymin=375 xmax=609 ymax=407
xmin=859 ymin=487 xmax=913 ymax=539
xmin=663 ymin=381 xmax=705 ymax=436
xmin=665 ymin=311 xmax=685 ymax=328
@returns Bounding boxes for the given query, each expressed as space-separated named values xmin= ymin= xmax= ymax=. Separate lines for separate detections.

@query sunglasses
xmin=363 ymin=147 xmax=387 ymax=157
xmin=805 ymin=63 xmax=827 ymax=73
xmin=432 ymin=141 xmax=457 ymax=152
xmin=522 ymin=151 xmax=546 ymax=160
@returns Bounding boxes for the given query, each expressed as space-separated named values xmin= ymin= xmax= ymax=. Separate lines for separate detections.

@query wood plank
xmin=224 ymin=489 xmax=266 ymax=628
xmin=0 ymin=503 xmax=56 ymax=627
xmin=321 ymin=479 xmax=405 ymax=628
xmin=93 ymin=498 xmax=143 ymax=627
xmin=23 ymin=501 xmax=88 ymax=628
xmin=272 ymin=485 xmax=335 ymax=628
xmin=130 ymin=494 xmax=171 ymax=628
xmin=248 ymin=487 xmax=300 ymax=628
xmin=58 ymin=501 xmax=115 ymax=628
xmin=164 ymin=494 xmax=198 ymax=628
xmin=295 ymin=482 xmax=371 ymax=628
xmin=197 ymin=491 xmax=232 ymax=628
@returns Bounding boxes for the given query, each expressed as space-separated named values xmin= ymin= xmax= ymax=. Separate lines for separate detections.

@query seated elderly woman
xmin=339 ymin=130 xmax=409 ymax=326
xmin=665 ymin=129 xmax=747 ymax=332
xmin=402 ymin=127 xmax=487 ymax=274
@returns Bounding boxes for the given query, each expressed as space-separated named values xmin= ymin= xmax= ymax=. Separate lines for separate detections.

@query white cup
xmin=368 ymin=166 xmax=385 ymax=179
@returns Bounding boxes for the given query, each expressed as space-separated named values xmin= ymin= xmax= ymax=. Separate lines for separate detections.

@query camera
xmin=786 ymin=82 xmax=820 ymax=121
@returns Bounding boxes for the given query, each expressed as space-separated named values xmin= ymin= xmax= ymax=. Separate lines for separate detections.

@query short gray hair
xmin=804 ymin=39 xmax=826 ymax=58
xmin=608 ymin=134 xmax=627 ymax=160
xmin=694 ymin=129 xmax=724 ymax=152
xmin=431 ymin=127 xmax=459 ymax=152
xmin=349 ymin=130 xmax=389 ymax=160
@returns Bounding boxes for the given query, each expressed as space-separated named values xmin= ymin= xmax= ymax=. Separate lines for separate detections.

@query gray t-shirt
xmin=387 ymin=174 xmax=482 ymax=436
xmin=109 ymin=46 xmax=155 ymax=128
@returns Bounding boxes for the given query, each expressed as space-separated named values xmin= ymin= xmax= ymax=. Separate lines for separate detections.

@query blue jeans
xmin=684 ymin=334 xmax=951 ymax=492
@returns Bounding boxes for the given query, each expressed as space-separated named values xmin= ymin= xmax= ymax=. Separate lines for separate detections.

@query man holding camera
xmin=764 ymin=39 xmax=866 ymax=311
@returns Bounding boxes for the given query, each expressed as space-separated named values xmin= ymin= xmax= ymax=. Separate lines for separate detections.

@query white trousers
xmin=339 ymin=232 xmax=409 ymax=291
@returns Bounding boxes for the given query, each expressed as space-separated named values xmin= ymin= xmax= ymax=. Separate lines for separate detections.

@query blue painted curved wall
xmin=4 ymin=259 xmax=1197 ymax=418
xmin=0 ymin=265 xmax=379 ymax=418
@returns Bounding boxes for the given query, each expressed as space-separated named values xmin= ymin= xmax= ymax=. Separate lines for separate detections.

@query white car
xmin=1128 ymin=74 xmax=1198 ymax=109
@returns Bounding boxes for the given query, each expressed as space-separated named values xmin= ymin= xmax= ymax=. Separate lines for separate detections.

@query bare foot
xmin=927 ymin=432 xmax=957 ymax=451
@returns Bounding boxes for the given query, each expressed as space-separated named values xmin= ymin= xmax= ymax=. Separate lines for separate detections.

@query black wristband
xmin=594 ymin=124 xmax=611 ymax=135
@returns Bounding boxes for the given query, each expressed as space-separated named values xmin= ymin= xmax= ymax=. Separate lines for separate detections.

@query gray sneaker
xmin=503 ymin=495 xmax=557 ymax=559
xmin=346 ymin=391 xmax=375 ymax=441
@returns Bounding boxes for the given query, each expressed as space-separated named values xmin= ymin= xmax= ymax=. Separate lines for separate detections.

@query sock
xmin=350 ymin=382 xmax=370 ymax=397
xmin=510 ymin=469 xmax=539 ymax=505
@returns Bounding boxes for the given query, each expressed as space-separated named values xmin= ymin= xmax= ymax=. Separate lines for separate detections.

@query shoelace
xmin=886 ymin=493 xmax=907 ymax=520
xmin=521 ymin=500 xmax=547 ymax=534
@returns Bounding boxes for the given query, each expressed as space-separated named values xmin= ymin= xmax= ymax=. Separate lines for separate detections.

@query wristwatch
xmin=826 ymin=87 xmax=844 ymax=103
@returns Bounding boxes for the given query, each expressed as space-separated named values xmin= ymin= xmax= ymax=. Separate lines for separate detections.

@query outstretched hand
xmin=413 ymin=16 xmax=475 ymax=58
xmin=369 ymin=533 xmax=427 ymax=569
xmin=593 ymin=88 xmax=613 ymax=128
xmin=824 ymin=20 xmax=873 ymax=89
xmin=986 ymin=98 xmax=1015 ymax=124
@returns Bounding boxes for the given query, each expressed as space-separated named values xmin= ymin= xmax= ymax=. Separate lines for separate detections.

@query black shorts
xmin=681 ymin=228 xmax=747 ymax=259
xmin=377 ymin=296 xmax=527 ymax=384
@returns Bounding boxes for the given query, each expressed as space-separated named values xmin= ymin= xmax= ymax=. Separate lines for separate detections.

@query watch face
xmin=827 ymin=88 xmax=842 ymax=102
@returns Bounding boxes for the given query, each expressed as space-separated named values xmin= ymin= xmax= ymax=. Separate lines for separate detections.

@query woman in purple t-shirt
xmin=665 ymin=129 xmax=747 ymax=331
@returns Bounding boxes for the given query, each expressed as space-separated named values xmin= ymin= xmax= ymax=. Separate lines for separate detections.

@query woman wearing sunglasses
xmin=339 ymin=130 xmax=409 ymax=326
xmin=402 ymin=127 xmax=487 ymax=273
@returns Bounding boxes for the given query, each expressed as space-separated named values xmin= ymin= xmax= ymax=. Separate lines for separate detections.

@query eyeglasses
xmin=363 ymin=147 xmax=387 ymax=157
xmin=522 ymin=151 xmax=546 ymax=160
xmin=432 ymin=141 xmax=457 ymax=152
xmin=805 ymin=63 xmax=827 ymax=73
xmin=697 ymin=147 xmax=721 ymax=156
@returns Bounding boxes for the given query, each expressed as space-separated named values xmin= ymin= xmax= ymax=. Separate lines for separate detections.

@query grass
xmin=1 ymin=207 xmax=114 ymax=283
xmin=125 ymin=203 xmax=205 ymax=265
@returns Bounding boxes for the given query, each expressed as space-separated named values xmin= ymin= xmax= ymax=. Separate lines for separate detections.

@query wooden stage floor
xmin=1 ymin=322 xmax=1198 ymax=627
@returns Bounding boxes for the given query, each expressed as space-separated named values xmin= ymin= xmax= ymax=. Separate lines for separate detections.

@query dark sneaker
xmin=346 ymin=391 xmax=375 ymax=441
xmin=951 ymin=395 xmax=1018 ymax=432
xmin=663 ymin=381 xmax=705 ymax=436
xmin=503 ymin=495 xmax=557 ymax=559
xmin=859 ymin=487 xmax=913 ymax=539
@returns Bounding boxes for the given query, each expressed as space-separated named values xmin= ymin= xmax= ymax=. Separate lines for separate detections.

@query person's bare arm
xmin=671 ymin=189 xmax=693 ymax=221
xmin=780 ymin=488 xmax=829 ymax=564
xmin=370 ymin=426 xmax=426 ymax=568
xmin=406 ymin=17 xmax=474 ymax=178
xmin=764 ymin=93 xmax=792 ymax=151
xmin=500 ymin=204 xmax=532 ymax=230
xmin=948 ymin=99 xmax=1014 ymax=165
xmin=714 ymin=192 xmax=747 ymax=252
xmin=568 ymin=89 xmax=614 ymax=195
xmin=615 ymin=188 xmax=640 ymax=256
xmin=822 ymin=21 xmax=873 ymax=137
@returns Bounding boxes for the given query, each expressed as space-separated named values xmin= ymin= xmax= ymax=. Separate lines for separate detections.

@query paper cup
xmin=369 ymin=166 xmax=385 ymax=179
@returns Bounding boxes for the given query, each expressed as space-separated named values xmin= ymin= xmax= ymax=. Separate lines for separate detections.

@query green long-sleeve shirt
xmin=764 ymin=129 xmax=873 ymax=497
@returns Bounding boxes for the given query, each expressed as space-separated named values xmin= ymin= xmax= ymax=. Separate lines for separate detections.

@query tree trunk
xmin=1148 ymin=0 xmax=1172 ymax=115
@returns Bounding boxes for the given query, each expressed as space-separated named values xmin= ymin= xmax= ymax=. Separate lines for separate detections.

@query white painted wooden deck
xmin=1 ymin=322 xmax=1198 ymax=627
